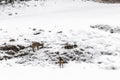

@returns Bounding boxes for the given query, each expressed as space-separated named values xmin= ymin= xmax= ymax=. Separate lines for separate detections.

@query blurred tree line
xmin=0 ymin=0 xmax=33 ymax=5
xmin=94 ymin=0 xmax=120 ymax=3
xmin=102 ymin=0 xmax=120 ymax=2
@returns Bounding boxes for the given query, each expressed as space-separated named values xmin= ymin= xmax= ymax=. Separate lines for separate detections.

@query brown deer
xmin=31 ymin=42 xmax=44 ymax=52
xmin=58 ymin=57 xmax=65 ymax=68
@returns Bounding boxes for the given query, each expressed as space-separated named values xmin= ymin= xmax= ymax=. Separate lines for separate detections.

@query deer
xmin=58 ymin=57 xmax=65 ymax=68
xmin=31 ymin=42 xmax=44 ymax=52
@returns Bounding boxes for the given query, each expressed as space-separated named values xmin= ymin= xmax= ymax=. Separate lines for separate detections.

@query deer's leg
xmin=59 ymin=62 xmax=63 ymax=68
xmin=37 ymin=46 xmax=39 ymax=50
xmin=32 ymin=47 xmax=35 ymax=52
xmin=61 ymin=63 xmax=64 ymax=68
xmin=59 ymin=63 xmax=61 ymax=68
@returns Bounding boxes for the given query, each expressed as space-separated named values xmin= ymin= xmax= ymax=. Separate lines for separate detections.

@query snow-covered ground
xmin=0 ymin=0 xmax=120 ymax=80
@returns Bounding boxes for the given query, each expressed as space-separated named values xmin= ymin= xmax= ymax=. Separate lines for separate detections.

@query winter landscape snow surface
xmin=0 ymin=0 xmax=120 ymax=80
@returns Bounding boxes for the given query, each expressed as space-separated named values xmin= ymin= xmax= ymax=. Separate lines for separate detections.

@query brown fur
xmin=31 ymin=42 xmax=44 ymax=52
xmin=58 ymin=57 xmax=64 ymax=68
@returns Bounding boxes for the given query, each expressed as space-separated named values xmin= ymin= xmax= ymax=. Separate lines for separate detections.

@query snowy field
xmin=0 ymin=0 xmax=120 ymax=80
